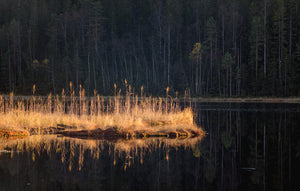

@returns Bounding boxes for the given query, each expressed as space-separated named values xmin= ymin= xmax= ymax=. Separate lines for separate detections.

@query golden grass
xmin=0 ymin=83 xmax=200 ymax=136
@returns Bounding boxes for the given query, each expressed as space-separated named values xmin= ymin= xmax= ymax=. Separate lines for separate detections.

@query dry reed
xmin=0 ymin=83 xmax=200 ymax=135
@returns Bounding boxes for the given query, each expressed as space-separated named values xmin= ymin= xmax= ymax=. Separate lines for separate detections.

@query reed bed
xmin=0 ymin=83 xmax=200 ymax=136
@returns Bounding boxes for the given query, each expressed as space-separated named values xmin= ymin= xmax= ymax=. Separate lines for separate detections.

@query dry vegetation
xmin=0 ymin=82 xmax=203 ymax=138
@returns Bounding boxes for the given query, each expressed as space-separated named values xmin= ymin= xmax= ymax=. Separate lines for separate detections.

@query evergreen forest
xmin=0 ymin=0 xmax=300 ymax=96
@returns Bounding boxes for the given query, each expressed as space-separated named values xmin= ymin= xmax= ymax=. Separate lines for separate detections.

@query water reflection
xmin=0 ymin=103 xmax=299 ymax=191
xmin=0 ymin=134 xmax=204 ymax=191
xmin=0 ymin=134 xmax=203 ymax=172
xmin=196 ymin=103 xmax=299 ymax=191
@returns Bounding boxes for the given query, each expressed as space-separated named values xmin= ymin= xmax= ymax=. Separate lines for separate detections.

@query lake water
xmin=0 ymin=103 xmax=299 ymax=191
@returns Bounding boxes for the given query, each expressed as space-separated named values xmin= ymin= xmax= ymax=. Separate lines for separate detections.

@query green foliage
xmin=189 ymin=42 xmax=202 ymax=62
xmin=205 ymin=17 xmax=216 ymax=41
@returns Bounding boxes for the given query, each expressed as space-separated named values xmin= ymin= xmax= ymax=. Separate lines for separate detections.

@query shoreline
xmin=182 ymin=97 xmax=300 ymax=103
xmin=1 ymin=94 xmax=300 ymax=103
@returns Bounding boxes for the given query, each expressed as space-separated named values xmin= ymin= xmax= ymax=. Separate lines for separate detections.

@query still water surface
xmin=0 ymin=103 xmax=299 ymax=191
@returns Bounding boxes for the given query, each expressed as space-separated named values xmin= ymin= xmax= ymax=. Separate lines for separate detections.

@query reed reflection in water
xmin=0 ymin=134 xmax=204 ymax=172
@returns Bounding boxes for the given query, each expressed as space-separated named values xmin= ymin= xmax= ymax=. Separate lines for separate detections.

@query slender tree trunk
xmin=52 ymin=57 xmax=56 ymax=94
xmin=63 ymin=22 xmax=69 ymax=88
xmin=210 ymin=40 xmax=213 ymax=88
xmin=93 ymin=60 xmax=96 ymax=91
xmin=152 ymin=36 xmax=156 ymax=86
xmin=240 ymin=41 xmax=242 ymax=96
xmin=167 ymin=25 xmax=171 ymax=86
xmin=104 ymin=50 xmax=110 ymax=89
xmin=256 ymin=31 xmax=258 ymax=82
xmin=114 ymin=54 xmax=118 ymax=83
xmin=219 ymin=70 xmax=221 ymax=96
xmin=129 ymin=54 xmax=133 ymax=83
xmin=278 ymin=14 xmax=282 ymax=92
xmin=88 ymin=53 xmax=91 ymax=91
xmin=8 ymin=40 xmax=12 ymax=92
xmin=75 ymin=41 xmax=79 ymax=90
xmin=195 ymin=59 xmax=199 ymax=93
xmin=100 ymin=57 xmax=105 ymax=91
xmin=222 ymin=13 xmax=225 ymax=56
xmin=16 ymin=19 xmax=22 ymax=85
xmin=163 ymin=39 xmax=166 ymax=82
xmin=264 ymin=0 xmax=267 ymax=77
xmin=226 ymin=67 xmax=229 ymax=96
xmin=230 ymin=67 xmax=232 ymax=96
xmin=199 ymin=56 xmax=202 ymax=95
xmin=13 ymin=30 xmax=17 ymax=91
xmin=94 ymin=34 xmax=98 ymax=91
xmin=287 ymin=15 xmax=292 ymax=96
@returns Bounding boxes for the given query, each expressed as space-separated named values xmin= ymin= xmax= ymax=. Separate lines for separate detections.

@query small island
xmin=0 ymin=84 xmax=204 ymax=140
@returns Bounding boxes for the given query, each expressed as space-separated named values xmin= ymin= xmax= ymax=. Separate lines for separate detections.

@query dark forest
xmin=0 ymin=0 xmax=299 ymax=96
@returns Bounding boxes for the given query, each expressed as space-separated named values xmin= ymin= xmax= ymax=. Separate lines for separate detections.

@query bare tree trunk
xmin=114 ymin=54 xmax=118 ymax=83
xmin=278 ymin=11 xmax=282 ymax=91
xmin=167 ymin=25 xmax=171 ymax=86
xmin=16 ymin=19 xmax=22 ymax=86
xmin=129 ymin=53 xmax=133 ymax=83
xmin=62 ymin=22 xmax=69 ymax=88
xmin=287 ymin=15 xmax=292 ymax=96
xmin=195 ymin=59 xmax=199 ymax=93
xmin=230 ymin=67 xmax=232 ymax=96
xmin=13 ymin=27 xmax=17 ymax=92
xmin=100 ymin=57 xmax=106 ymax=91
xmin=8 ymin=40 xmax=12 ymax=92
xmin=152 ymin=36 xmax=156 ymax=86
xmin=88 ymin=53 xmax=91 ymax=91
xmin=199 ymin=56 xmax=202 ymax=95
xmin=219 ymin=70 xmax=221 ymax=96
xmin=104 ymin=50 xmax=110 ymax=89
xmin=94 ymin=43 xmax=98 ymax=91
xmin=256 ymin=31 xmax=258 ymax=82
xmin=163 ymin=39 xmax=166 ymax=82
xmin=93 ymin=60 xmax=97 ymax=91
xmin=210 ymin=40 xmax=213 ymax=88
xmin=264 ymin=0 xmax=267 ymax=77
xmin=239 ymin=41 xmax=242 ymax=96
xmin=75 ymin=41 xmax=79 ymax=89
xmin=51 ymin=57 xmax=56 ymax=94
xmin=222 ymin=12 xmax=225 ymax=56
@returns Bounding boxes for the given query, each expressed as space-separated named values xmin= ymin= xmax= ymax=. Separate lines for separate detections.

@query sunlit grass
xmin=0 ymin=82 xmax=201 ymax=136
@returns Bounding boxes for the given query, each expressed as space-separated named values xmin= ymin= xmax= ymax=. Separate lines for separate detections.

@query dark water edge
xmin=195 ymin=103 xmax=300 ymax=191
xmin=0 ymin=103 xmax=299 ymax=191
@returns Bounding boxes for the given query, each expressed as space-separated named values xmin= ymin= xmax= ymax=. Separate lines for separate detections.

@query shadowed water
xmin=0 ymin=103 xmax=299 ymax=191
